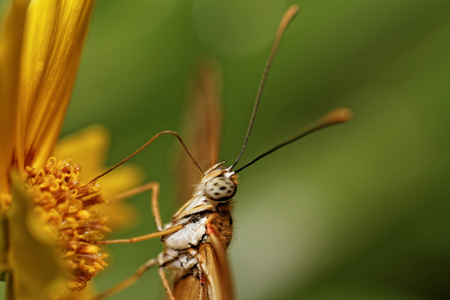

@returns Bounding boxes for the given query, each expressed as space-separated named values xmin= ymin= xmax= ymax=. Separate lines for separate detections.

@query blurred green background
xmin=4 ymin=0 xmax=450 ymax=299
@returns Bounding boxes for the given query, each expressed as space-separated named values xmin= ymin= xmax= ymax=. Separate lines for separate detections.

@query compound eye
xmin=205 ymin=177 xmax=237 ymax=201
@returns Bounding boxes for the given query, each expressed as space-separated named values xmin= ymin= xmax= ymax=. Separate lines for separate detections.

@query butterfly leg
xmin=94 ymin=182 xmax=183 ymax=245
xmin=149 ymin=181 xmax=164 ymax=231
xmin=91 ymin=257 xmax=158 ymax=300
xmin=92 ymin=182 xmax=180 ymax=299
xmin=158 ymin=266 xmax=176 ymax=300
xmin=111 ymin=181 xmax=165 ymax=231
xmin=94 ymin=225 xmax=182 ymax=244
xmin=107 ymin=182 xmax=159 ymax=203
xmin=107 ymin=181 xmax=165 ymax=231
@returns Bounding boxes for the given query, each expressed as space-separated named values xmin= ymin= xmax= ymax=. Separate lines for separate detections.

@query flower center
xmin=25 ymin=157 xmax=109 ymax=292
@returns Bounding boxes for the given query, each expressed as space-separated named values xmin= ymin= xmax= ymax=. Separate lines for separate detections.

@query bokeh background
xmin=3 ymin=0 xmax=450 ymax=299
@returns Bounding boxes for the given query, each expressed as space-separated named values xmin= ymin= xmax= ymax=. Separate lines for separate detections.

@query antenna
xmin=229 ymin=5 xmax=300 ymax=170
xmin=234 ymin=108 xmax=353 ymax=173
xmin=88 ymin=131 xmax=203 ymax=184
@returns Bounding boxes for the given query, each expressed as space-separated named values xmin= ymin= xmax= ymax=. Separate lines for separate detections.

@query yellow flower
xmin=0 ymin=1 xmax=142 ymax=299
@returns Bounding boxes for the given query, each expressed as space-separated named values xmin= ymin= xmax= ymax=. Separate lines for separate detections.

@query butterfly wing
xmin=176 ymin=58 xmax=223 ymax=202
xmin=198 ymin=223 xmax=235 ymax=300
xmin=173 ymin=274 xmax=203 ymax=300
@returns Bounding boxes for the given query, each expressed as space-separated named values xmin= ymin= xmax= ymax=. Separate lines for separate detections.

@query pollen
xmin=25 ymin=157 xmax=109 ymax=292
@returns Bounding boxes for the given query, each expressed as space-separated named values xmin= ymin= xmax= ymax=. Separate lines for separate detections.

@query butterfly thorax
xmin=158 ymin=163 xmax=236 ymax=272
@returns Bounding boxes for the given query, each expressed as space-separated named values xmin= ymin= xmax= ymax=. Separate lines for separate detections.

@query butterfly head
xmin=202 ymin=162 xmax=238 ymax=202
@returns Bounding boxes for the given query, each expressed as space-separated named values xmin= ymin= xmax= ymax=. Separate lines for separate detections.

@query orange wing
xmin=173 ymin=275 xmax=203 ymax=300
xmin=175 ymin=58 xmax=223 ymax=203
xmin=199 ymin=223 xmax=235 ymax=300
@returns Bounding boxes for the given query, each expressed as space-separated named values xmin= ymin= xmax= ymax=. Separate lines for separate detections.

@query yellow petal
xmin=53 ymin=125 xmax=144 ymax=186
xmin=99 ymin=166 xmax=144 ymax=201
xmin=93 ymin=165 xmax=143 ymax=230
xmin=8 ymin=175 xmax=65 ymax=300
xmin=16 ymin=0 xmax=95 ymax=170
xmin=53 ymin=125 xmax=111 ymax=181
xmin=0 ymin=0 xmax=28 ymax=204
xmin=54 ymin=126 xmax=144 ymax=230
xmin=98 ymin=167 xmax=143 ymax=231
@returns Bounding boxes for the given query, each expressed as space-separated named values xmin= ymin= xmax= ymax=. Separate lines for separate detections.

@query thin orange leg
xmin=108 ymin=182 xmax=159 ymax=203
xmin=92 ymin=181 xmax=181 ymax=298
xmin=149 ymin=182 xmax=163 ymax=231
xmin=159 ymin=266 xmax=176 ymax=300
xmin=109 ymin=181 xmax=163 ymax=230
xmin=92 ymin=258 xmax=158 ymax=300
xmin=95 ymin=182 xmax=182 ymax=244
xmin=94 ymin=224 xmax=183 ymax=244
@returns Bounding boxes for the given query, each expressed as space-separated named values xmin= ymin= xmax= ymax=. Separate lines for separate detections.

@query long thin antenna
xmin=234 ymin=108 xmax=353 ymax=173
xmin=229 ymin=5 xmax=300 ymax=170
xmin=88 ymin=131 xmax=204 ymax=184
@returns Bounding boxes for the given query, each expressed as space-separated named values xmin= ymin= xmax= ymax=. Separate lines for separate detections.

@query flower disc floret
xmin=25 ymin=157 xmax=109 ymax=291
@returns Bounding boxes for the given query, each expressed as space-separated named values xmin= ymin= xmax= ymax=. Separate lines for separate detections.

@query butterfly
xmin=90 ymin=4 xmax=352 ymax=299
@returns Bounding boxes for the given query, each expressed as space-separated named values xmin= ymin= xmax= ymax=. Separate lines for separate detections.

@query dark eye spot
xmin=219 ymin=186 xmax=226 ymax=190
